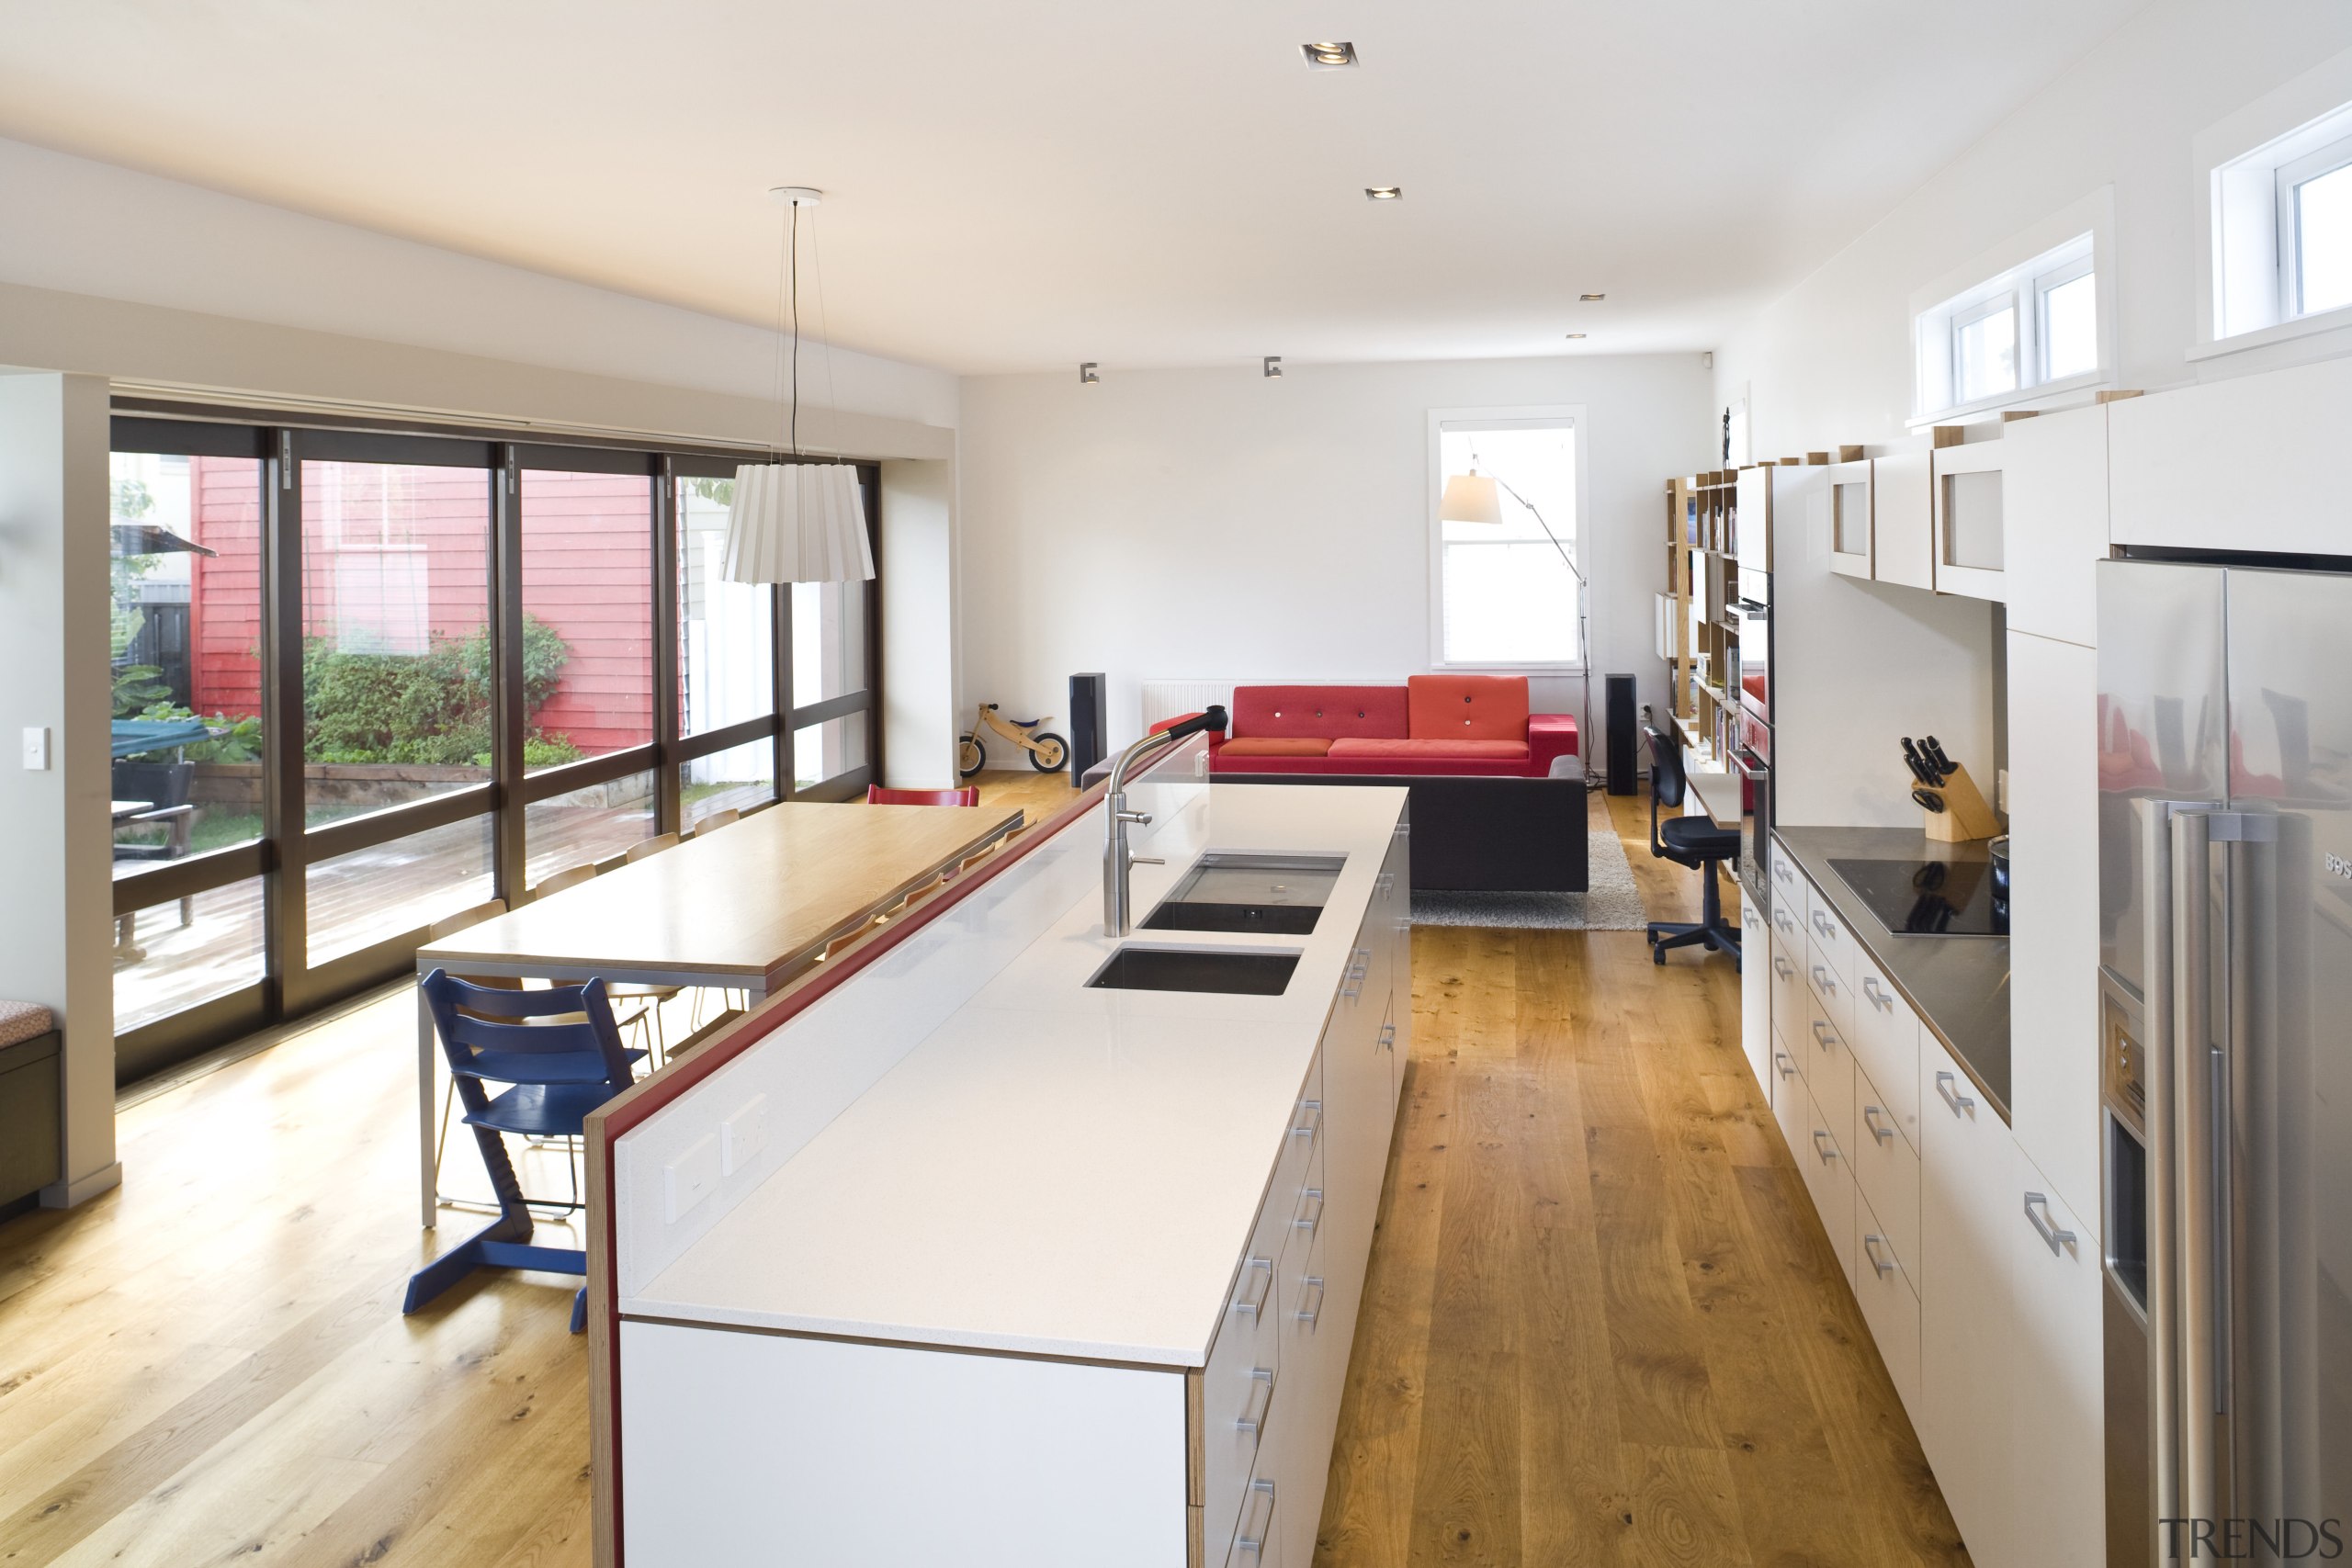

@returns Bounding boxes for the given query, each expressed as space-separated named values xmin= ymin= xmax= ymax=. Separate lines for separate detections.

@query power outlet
xmin=663 ymin=1134 xmax=720 ymax=1224
xmin=721 ymin=1094 xmax=769 ymax=1176
xmin=21 ymin=727 xmax=50 ymax=771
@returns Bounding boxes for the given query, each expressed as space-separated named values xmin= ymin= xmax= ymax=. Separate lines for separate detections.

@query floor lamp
xmin=1438 ymin=467 xmax=1595 ymax=789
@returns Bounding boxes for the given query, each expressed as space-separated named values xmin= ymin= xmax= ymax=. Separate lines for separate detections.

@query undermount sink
xmin=1085 ymin=945 xmax=1302 ymax=996
xmin=1140 ymin=853 xmax=1343 ymax=937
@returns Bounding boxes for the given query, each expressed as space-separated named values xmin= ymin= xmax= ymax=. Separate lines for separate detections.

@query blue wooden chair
xmin=404 ymin=968 xmax=640 ymax=1334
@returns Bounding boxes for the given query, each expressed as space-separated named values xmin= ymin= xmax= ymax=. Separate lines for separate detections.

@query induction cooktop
xmin=1827 ymin=857 xmax=2007 ymax=937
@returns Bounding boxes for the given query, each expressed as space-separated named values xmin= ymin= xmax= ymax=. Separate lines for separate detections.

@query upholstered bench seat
xmin=1327 ymin=738 xmax=1530 ymax=761
xmin=0 ymin=1000 xmax=55 ymax=1050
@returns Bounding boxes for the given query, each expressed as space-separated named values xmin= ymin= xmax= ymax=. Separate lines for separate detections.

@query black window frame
xmin=107 ymin=405 xmax=883 ymax=1083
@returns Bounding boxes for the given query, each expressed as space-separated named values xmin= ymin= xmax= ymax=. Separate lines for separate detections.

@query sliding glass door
xmin=106 ymin=415 xmax=883 ymax=1083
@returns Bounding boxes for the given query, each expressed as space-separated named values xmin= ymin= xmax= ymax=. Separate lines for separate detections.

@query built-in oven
xmin=2099 ymin=971 xmax=2152 ymax=1568
xmin=1732 ymin=712 xmax=1771 ymax=905
xmin=1736 ymin=569 xmax=1770 ymax=728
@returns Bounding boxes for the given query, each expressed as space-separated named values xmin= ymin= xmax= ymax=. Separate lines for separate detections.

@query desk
xmin=413 ymin=800 xmax=1023 ymax=1226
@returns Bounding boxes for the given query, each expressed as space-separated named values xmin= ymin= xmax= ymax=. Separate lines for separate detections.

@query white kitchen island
xmin=596 ymin=761 xmax=1411 ymax=1568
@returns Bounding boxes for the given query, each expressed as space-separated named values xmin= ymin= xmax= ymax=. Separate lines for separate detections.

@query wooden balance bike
xmin=957 ymin=704 xmax=1069 ymax=777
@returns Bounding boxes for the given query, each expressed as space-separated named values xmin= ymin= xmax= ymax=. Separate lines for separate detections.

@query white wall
xmin=0 ymin=371 xmax=119 ymax=1203
xmin=1714 ymin=0 xmax=2352 ymax=456
xmin=956 ymin=355 xmax=1713 ymax=770
xmin=877 ymin=460 xmax=959 ymax=789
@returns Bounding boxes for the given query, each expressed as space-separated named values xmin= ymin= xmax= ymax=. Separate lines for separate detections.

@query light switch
xmin=721 ymin=1094 xmax=769 ymax=1175
xmin=664 ymin=1134 xmax=720 ymax=1224
xmin=21 ymin=727 xmax=50 ymax=771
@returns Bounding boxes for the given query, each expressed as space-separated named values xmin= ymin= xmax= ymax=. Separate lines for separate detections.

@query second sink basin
xmin=1142 ymin=852 xmax=1342 ymax=936
xmin=1086 ymin=945 xmax=1301 ymax=996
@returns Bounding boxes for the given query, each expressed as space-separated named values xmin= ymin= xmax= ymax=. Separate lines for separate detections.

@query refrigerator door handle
xmin=2169 ymin=807 xmax=2235 ymax=1529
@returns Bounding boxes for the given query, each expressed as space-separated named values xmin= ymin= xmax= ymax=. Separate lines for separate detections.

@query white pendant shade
xmin=1439 ymin=470 xmax=1503 ymax=525
xmin=722 ymin=462 xmax=873 ymax=584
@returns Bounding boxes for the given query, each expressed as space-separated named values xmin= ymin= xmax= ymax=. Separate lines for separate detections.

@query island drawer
xmin=1200 ymin=1247 xmax=1281 ymax=1553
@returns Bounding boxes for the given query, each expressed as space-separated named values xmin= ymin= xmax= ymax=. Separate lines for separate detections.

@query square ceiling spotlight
xmin=1364 ymin=186 xmax=1402 ymax=201
xmin=1302 ymin=41 xmax=1358 ymax=69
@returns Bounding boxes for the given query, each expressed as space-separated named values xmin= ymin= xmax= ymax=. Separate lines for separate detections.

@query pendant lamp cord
xmin=769 ymin=199 xmax=805 ymax=460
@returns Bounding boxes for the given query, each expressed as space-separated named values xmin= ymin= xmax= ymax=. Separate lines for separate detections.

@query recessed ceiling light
xmin=1565 ymin=333 xmax=1588 ymax=340
xmin=1302 ymin=41 xmax=1358 ymax=69
xmin=1579 ymin=292 xmax=1606 ymax=301
xmin=1365 ymin=186 xmax=1402 ymax=201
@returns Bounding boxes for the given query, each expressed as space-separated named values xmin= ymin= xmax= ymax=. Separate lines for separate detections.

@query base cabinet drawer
xmin=1771 ymin=1032 xmax=1806 ymax=1148
xmin=1804 ymin=936 xmax=1856 ymax=1041
xmin=1792 ymin=1077 xmax=1855 ymax=1282
xmin=1769 ymin=936 xmax=1803 ymax=1064
xmin=1849 ymin=1063 xmax=1921 ymax=1271
xmin=1802 ymin=882 xmax=1858 ymax=992
xmin=1848 ymin=953 xmax=1921 ymax=1145
xmin=1798 ymin=1004 xmax=1855 ymax=1154
xmin=1852 ymin=1187 xmax=1923 ymax=1421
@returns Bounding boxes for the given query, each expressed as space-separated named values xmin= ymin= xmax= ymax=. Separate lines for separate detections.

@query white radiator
xmin=1138 ymin=679 xmax=1234 ymax=731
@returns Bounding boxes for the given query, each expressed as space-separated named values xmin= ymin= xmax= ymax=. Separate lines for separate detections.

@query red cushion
xmin=1209 ymin=752 xmax=1535 ymax=777
xmin=1229 ymin=684 xmax=1408 ymax=741
xmin=1218 ymin=737 xmax=1333 ymax=758
xmin=1329 ymin=738 xmax=1530 ymax=761
xmin=1528 ymin=713 xmax=1578 ymax=773
xmin=1407 ymin=674 xmax=1530 ymax=742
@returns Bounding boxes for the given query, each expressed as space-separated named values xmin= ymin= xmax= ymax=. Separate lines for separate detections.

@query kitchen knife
xmin=1922 ymin=736 xmax=1955 ymax=782
xmin=1901 ymin=738 xmax=1933 ymax=784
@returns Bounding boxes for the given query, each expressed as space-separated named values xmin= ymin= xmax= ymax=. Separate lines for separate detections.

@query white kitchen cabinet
xmin=1798 ymin=988 xmax=1855 ymax=1155
xmin=1740 ymin=900 xmax=1770 ymax=1092
xmin=2109 ymin=353 xmax=2352 ymax=556
xmin=1851 ymin=1186 xmax=1923 ymax=1419
xmin=2006 ymin=630 xmax=2102 ymax=1235
xmin=1847 ymin=950 xmax=1920 ymax=1148
xmin=1850 ymin=1056 xmax=1921 ymax=1274
xmin=2000 ymin=405 xmax=2107 ymax=649
xmin=1826 ymin=457 xmax=1875 ymax=580
xmin=1918 ymin=1038 xmax=2018 ymax=1568
xmin=1872 ymin=448 xmax=1936 ymax=592
xmin=2005 ymin=1152 xmax=2105 ymax=1568
xmin=1793 ymin=1073 xmax=1856 ymax=1283
xmin=1931 ymin=438 xmax=2007 ymax=602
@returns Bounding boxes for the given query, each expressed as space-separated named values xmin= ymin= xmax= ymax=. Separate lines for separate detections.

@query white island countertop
xmin=616 ymin=775 xmax=1408 ymax=1368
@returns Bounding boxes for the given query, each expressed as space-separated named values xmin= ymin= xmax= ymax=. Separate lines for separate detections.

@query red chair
xmin=867 ymin=784 xmax=979 ymax=807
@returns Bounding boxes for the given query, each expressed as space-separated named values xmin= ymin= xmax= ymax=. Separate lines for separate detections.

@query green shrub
xmin=300 ymin=615 xmax=576 ymax=766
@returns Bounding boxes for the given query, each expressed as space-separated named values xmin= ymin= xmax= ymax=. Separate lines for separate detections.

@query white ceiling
xmin=0 ymin=1 xmax=2146 ymax=376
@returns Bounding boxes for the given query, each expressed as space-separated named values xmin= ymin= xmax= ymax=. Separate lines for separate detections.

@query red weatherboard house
xmin=182 ymin=459 xmax=655 ymax=755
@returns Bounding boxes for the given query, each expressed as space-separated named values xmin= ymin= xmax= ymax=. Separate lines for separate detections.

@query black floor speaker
xmin=1069 ymin=672 xmax=1108 ymax=787
xmin=1605 ymin=674 xmax=1637 ymax=795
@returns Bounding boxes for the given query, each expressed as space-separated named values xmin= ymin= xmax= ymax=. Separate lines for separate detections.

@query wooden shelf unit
xmin=1663 ymin=468 xmax=1745 ymax=759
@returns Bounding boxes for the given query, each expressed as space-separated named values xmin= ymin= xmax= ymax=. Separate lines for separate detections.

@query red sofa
xmin=1165 ymin=675 xmax=1588 ymax=893
xmin=1203 ymin=675 xmax=1577 ymax=777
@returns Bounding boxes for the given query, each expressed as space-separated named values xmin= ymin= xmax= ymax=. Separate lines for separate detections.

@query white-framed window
xmin=1427 ymin=409 xmax=1584 ymax=670
xmin=1914 ymin=231 xmax=2099 ymax=418
xmin=2198 ymin=54 xmax=2352 ymax=357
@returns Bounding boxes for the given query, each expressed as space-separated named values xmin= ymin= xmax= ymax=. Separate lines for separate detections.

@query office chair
xmin=1643 ymin=725 xmax=1742 ymax=969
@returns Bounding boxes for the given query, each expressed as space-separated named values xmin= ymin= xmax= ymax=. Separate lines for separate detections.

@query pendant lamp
xmin=724 ymin=186 xmax=873 ymax=585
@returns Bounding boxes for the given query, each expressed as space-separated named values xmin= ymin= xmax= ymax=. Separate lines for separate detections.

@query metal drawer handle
xmin=1862 ymin=1233 xmax=1896 ymax=1278
xmin=1935 ymin=1069 xmax=1975 ymax=1115
xmin=1811 ymin=909 xmax=1830 ymax=936
xmin=1810 ymin=1020 xmax=1837 ymax=1050
xmin=1774 ymin=908 xmax=1794 ymax=932
xmin=1295 ymin=1276 xmax=1326 ymax=1329
xmin=1861 ymin=1105 xmax=1894 ymax=1144
xmin=2023 ymin=1191 xmax=2077 ymax=1257
xmin=1861 ymin=976 xmax=1894 ymax=1012
xmin=1235 ymin=1368 xmax=1275 ymax=1437
xmin=1290 ymin=1100 xmax=1322 ymax=1142
xmin=1811 ymin=964 xmax=1837 ymax=995
xmin=1774 ymin=1051 xmax=1796 ymax=1080
xmin=1377 ymin=1022 xmax=1396 ymax=1048
xmin=1235 ymin=1478 xmax=1277 ymax=1562
xmin=1812 ymin=1130 xmax=1838 ymax=1163
xmin=1232 ymin=1257 xmax=1273 ymax=1320
xmin=1772 ymin=955 xmax=1794 ymax=979
xmin=1293 ymin=1188 xmax=1324 ymax=1240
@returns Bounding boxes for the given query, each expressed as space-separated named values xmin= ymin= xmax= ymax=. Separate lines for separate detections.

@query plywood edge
xmin=1186 ymin=1366 xmax=1204 ymax=1506
xmin=585 ymin=1111 xmax=619 ymax=1568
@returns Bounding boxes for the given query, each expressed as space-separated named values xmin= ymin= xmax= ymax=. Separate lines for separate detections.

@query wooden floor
xmin=0 ymin=775 xmax=1963 ymax=1567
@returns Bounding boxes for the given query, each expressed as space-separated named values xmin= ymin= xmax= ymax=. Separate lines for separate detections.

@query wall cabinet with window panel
xmin=1929 ymin=434 xmax=2007 ymax=603
xmin=1823 ymin=447 xmax=1874 ymax=581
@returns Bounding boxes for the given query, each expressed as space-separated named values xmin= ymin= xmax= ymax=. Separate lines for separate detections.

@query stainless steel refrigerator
xmin=2098 ymin=559 xmax=2352 ymax=1565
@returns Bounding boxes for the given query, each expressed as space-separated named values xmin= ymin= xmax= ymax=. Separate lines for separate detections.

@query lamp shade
xmin=722 ymin=462 xmax=874 ymax=584
xmin=1439 ymin=470 xmax=1503 ymax=525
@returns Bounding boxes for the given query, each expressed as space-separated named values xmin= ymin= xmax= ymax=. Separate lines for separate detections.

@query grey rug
xmin=1410 ymin=817 xmax=1648 ymax=931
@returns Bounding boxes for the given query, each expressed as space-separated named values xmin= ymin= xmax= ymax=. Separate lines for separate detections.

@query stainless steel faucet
xmin=1102 ymin=706 xmax=1226 ymax=937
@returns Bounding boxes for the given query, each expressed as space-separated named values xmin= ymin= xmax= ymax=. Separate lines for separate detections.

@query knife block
xmin=1916 ymin=762 xmax=2003 ymax=842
